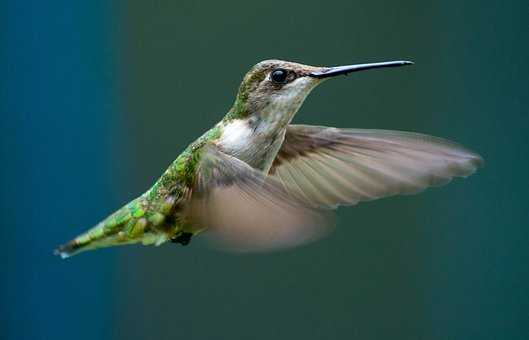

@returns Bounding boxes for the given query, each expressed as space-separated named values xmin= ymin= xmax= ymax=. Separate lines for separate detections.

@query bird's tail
xmin=54 ymin=198 xmax=167 ymax=258
xmin=54 ymin=220 xmax=118 ymax=258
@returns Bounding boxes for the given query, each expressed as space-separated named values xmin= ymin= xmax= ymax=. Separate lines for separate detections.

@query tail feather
xmin=55 ymin=198 xmax=168 ymax=258
xmin=54 ymin=221 xmax=127 ymax=258
xmin=54 ymin=233 xmax=145 ymax=258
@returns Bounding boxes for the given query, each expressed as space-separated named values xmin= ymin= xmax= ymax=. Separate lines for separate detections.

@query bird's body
xmin=56 ymin=59 xmax=483 ymax=258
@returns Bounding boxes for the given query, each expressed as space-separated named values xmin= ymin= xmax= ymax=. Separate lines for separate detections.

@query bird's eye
xmin=271 ymin=68 xmax=288 ymax=83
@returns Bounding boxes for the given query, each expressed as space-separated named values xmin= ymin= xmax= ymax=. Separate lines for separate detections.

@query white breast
xmin=218 ymin=119 xmax=254 ymax=152
xmin=217 ymin=119 xmax=285 ymax=171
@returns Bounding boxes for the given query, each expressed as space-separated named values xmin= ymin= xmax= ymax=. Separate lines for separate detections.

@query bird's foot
xmin=171 ymin=232 xmax=193 ymax=246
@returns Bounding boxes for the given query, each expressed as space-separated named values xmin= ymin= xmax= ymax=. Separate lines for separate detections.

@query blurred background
xmin=2 ymin=0 xmax=528 ymax=339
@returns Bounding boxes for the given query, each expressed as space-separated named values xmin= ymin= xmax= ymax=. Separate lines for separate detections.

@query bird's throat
xmin=217 ymin=118 xmax=287 ymax=172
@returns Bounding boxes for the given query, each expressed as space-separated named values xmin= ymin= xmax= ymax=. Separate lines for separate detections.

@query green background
xmin=2 ymin=0 xmax=528 ymax=339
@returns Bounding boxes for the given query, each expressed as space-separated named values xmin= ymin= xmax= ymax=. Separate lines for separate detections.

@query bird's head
xmin=225 ymin=59 xmax=413 ymax=125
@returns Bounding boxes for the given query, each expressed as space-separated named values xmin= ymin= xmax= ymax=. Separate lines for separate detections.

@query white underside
xmin=218 ymin=119 xmax=285 ymax=172
xmin=217 ymin=76 xmax=319 ymax=171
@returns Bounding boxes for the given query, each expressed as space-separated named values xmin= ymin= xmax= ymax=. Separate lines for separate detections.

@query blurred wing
xmin=187 ymin=145 xmax=331 ymax=252
xmin=269 ymin=124 xmax=483 ymax=209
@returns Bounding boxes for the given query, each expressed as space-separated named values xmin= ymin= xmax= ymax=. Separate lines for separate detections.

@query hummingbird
xmin=55 ymin=59 xmax=483 ymax=258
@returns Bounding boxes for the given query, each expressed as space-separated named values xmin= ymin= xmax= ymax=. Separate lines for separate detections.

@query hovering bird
xmin=55 ymin=59 xmax=483 ymax=258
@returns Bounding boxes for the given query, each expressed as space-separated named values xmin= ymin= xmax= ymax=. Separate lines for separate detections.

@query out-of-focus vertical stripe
xmin=1 ymin=1 xmax=118 ymax=339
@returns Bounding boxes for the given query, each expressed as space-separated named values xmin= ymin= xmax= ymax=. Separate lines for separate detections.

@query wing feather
xmin=269 ymin=125 xmax=483 ymax=209
xmin=187 ymin=145 xmax=331 ymax=252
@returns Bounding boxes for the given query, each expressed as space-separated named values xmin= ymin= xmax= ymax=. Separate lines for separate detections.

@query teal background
xmin=2 ymin=0 xmax=528 ymax=339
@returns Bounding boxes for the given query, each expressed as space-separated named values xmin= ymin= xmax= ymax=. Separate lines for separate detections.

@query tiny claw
xmin=171 ymin=232 xmax=193 ymax=246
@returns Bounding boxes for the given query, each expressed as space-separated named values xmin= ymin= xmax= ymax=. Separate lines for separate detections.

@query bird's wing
xmin=269 ymin=124 xmax=483 ymax=209
xmin=186 ymin=145 xmax=331 ymax=252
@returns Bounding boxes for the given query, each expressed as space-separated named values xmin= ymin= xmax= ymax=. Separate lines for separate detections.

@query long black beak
xmin=309 ymin=60 xmax=414 ymax=79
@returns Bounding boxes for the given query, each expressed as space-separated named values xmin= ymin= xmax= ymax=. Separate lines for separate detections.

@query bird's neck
xmin=217 ymin=116 xmax=287 ymax=172
xmin=218 ymin=91 xmax=309 ymax=171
